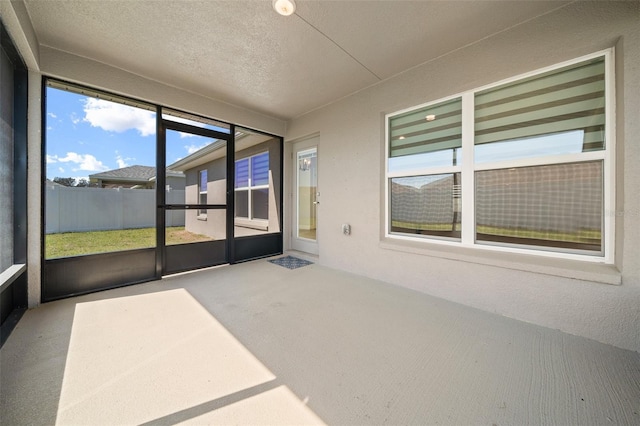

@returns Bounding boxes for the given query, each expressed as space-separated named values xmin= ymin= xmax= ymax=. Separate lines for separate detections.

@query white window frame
xmin=235 ymin=151 xmax=269 ymax=224
xmin=198 ymin=169 xmax=207 ymax=219
xmin=385 ymin=49 xmax=615 ymax=264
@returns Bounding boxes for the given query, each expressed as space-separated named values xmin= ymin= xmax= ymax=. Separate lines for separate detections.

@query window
xmin=44 ymin=82 xmax=157 ymax=258
xmin=198 ymin=169 xmax=207 ymax=217
xmin=386 ymin=51 xmax=613 ymax=261
xmin=235 ymin=152 xmax=269 ymax=221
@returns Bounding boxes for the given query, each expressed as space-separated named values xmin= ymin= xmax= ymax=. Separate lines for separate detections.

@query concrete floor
xmin=1 ymin=257 xmax=639 ymax=425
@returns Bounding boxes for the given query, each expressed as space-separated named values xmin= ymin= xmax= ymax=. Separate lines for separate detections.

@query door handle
xmin=313 ymin=201 xmax=320 ymax=205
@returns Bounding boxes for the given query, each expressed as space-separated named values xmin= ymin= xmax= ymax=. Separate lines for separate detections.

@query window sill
xmin=197 ymin=215 xmax=207 ymax=221
xmin=0 ymin=264 xmax=27 ymax=293
xmin=379 ymin=238 xmax=621 ymax=285
xmin=234 ymin=218 xmax=268 ymax=231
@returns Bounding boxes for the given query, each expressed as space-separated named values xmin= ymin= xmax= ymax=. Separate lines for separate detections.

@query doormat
xmin=268 ymin=256 xmax=313 ymax=270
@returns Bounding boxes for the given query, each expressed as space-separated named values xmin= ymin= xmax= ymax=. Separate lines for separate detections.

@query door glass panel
xmin=44 ymin=84 xmax=156 ymax=259
xmin=165 ymin=129 xmax=226 ymax=245
xmin=297 ymin=148 xmax=317 ymax=241
xmin=234 ymin=127 xmax=282 ymax=237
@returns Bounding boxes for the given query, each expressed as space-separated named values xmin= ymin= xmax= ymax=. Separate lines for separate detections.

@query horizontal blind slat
xmin=390 ymin=98 xmax=462 ymax=158
xmin=474 ymin=57 xmax=605 ymax=152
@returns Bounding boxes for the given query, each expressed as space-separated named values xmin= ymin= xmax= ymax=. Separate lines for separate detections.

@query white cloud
xmin=70 ymin=112 xmax=81 ymax=125
xmin=48 ymin=112 xmax=57 ymax=119
xmin=49 ymin=152 xmax=109 ymax=172
xmin=58 ymin=167 xmax=65 ymax=173
xmin=115 ymin=151 xmax=133 ymax=168
xmin=185 ymin=143 xmax=209 ymax=155
xmin=83 ymin=98 xmax=156 ymax=136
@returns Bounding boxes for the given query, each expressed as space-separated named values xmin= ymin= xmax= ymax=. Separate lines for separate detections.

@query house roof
xmin=89 ymin=165 xmax=185 ymax=182
xmin=89 ymin=165 xmax=157 ymax=183
xmin=167 ymin=142 xmax=227 ymax=173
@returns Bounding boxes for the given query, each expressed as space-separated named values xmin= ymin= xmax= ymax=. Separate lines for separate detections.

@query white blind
xmin=475 ymin=57 xmax=605 ymax=151
xmin=389 ymin=98 xmax=462 ymax=158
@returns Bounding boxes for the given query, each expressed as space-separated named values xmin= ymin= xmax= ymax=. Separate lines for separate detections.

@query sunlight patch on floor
xmin=55 ymin=288 xmax=324 ymax=425
xmin=181 ymin=385 xmax=325 ymax=425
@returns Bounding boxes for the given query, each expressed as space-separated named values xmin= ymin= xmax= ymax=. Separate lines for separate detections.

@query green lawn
xmin=46 ymin=227 xmax=213 ymax=259
xmin=391 ymin=221 xmax=600 ymax=243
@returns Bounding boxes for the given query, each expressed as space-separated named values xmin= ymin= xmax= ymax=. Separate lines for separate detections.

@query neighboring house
xmin=44 ymin=179 xmax=66 ymax=189
xmin=89 ymin=165 xmax=186 ymax=190
xmin=167 ymin=133 xmax=281 ymax=239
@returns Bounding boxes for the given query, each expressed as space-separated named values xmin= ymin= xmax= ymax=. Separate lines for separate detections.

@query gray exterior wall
xmin=285 ymin=2 xmax=640 ymax=351
xmin=181 ymin=137 xmax=282 ymax=239
xmin=184 ymin=157 xmax=227 ymax=240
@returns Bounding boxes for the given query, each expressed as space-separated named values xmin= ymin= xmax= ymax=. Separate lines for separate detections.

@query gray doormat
xmin=268 ymin=256 xmax=313 ymax=269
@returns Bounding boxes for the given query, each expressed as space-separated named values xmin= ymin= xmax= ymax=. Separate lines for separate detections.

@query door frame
xmin=157 ymin=119 xmax=233 ymax=275
xmin=291 ymin=137 xmax=319 ymax=255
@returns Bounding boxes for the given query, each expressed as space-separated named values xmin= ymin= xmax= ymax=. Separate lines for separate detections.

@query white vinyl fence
xmin=46 ymin=186 xmax=185 ymax=234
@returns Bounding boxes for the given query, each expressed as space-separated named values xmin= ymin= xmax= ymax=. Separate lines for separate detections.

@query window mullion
xmin=603 ymin=50 xmax=615 ymax=263
xmin=461 ymin=92 xmax=475 ymax=246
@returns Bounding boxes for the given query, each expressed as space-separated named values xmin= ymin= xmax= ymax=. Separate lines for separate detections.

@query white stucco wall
xmin=38 ymin=46 xmax=287 ymax=137
xmin=285 ymin=2 xmax=640 ymax=352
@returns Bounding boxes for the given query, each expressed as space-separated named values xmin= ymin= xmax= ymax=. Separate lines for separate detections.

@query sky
xmin=45 ymin=87 xmax=216 ymax=182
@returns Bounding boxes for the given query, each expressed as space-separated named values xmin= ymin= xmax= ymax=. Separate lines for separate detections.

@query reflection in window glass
xmin=390 ymin=173 xmax=461 ymax=239
xmin=45 ymin=84 xmax=157 ymax=259
xmin=476 ymin=161 xmax=603 ymax=253
xmin=475 ymin=130 xmax=584 ymax=163
xmin=297 ymin=149 xmax=317 ymax=241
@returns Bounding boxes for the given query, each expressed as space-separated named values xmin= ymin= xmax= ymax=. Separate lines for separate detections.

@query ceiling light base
xmin=273 ymin=0 xmax=296 ymax=16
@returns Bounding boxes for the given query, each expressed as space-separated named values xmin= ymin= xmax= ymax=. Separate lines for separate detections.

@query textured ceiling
xmin=23 ymin=0 xmax=570 ymax=120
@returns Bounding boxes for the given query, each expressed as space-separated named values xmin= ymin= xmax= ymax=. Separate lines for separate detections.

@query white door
xmin=291 ymin=138 xmax=319 ymax=255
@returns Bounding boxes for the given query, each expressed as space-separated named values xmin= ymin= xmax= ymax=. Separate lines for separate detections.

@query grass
xmin=391 ymin=221 xmax=600 ymax=243
xmin=46 ymin=227 xmax=213 ymax=259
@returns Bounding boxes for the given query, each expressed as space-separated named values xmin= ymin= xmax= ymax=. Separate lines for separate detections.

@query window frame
xmin=234 ymin=151 xmax=270 ymax=223
xmin=198 ymin=169 xmax=207 ymax=218
xmin=385 ymin=49 xmax=615 ymax=264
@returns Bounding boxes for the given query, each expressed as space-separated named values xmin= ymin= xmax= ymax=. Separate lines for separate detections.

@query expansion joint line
xmin=295 ymin=13 xmax=382 ymax=81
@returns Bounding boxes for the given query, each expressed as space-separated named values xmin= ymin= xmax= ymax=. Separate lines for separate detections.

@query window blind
xmin=389 ymin=98 xmax=462 ymax=158
xmin=475 ymin=58 xmax=605 ymax=152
